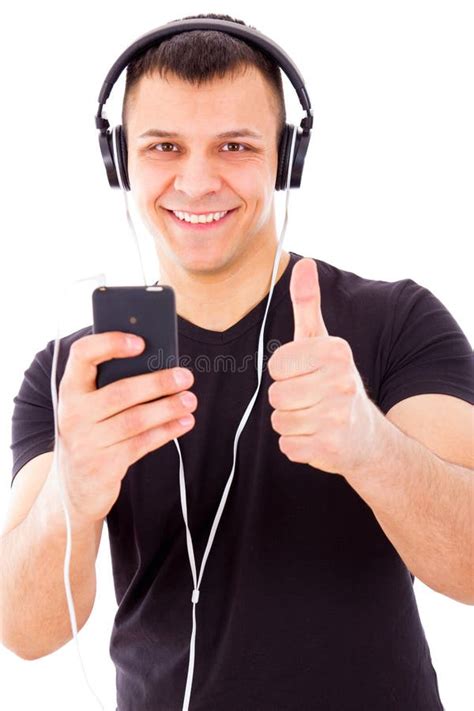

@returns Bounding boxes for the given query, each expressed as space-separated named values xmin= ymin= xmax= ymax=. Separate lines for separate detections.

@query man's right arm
xmin=0 ymin=452 xmax=102 ymax=660
xmin=1 ymin=332 xmax=198 ymax=660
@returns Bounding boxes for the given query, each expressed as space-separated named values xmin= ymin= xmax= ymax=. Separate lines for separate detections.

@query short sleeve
xmin=377 ymin=279 xmax=474 ymax=415
xmin=10 ymin=342 xmax=56 ymax=487
xmin=9 ymin=325 xmax=93 ymax=487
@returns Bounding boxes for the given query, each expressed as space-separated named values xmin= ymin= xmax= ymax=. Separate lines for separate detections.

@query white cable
xmin=51 ymin=274 xmax=110 ymax=711
xmin=122 ymin=190 xmax=148 ymax=286
xmin=176 ymin=124 xmax=299 ymax=711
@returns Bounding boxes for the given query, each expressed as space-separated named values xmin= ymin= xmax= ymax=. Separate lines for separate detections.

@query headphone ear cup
xmin=275 ymin=124 xmax=293 ymax=191
xmin=115 ymin=125 xmax=130 ymax=191
xmin=98 ymin=130 xmax=120 ymax=189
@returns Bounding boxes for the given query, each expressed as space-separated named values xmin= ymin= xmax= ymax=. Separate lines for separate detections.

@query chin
xmin=170 ymin=237 xmax=243 ymax=276
xmin=176 ymin=249 xmax=235 ymax=276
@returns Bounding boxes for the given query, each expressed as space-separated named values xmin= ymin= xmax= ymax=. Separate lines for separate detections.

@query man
xmin=2 ymin=12 xmax=473 ymax=711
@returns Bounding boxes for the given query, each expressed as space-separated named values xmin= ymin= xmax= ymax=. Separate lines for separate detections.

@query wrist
xmin=345 ymin=405 xmax=397 ymax=492
xmin=37 ymin=464 xmax=97 ymax=538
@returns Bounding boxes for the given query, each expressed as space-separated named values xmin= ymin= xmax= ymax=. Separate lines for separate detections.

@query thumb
xmin=290 ymin=258 xmax=328 ymax=340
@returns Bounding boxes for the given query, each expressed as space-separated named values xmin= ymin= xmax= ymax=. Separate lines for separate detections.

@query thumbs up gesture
xmin=268 ymin=258 xmax=383 ymax=478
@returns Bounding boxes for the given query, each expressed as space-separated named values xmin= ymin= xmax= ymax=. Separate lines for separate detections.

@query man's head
xmin=121 ymin=13 xmax=287 ymax=276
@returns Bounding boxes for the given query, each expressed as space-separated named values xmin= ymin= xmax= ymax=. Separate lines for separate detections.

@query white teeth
xmin=172 ymin=210 xmax=228 ymax=223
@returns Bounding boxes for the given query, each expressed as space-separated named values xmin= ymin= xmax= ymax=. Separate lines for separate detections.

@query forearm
xmin=346 ymin=416 xmax=474 ymax=605
xmin=0 ymin=469 xmax=98 ymax=659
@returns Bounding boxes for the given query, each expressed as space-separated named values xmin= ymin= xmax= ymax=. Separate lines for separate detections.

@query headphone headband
xmin=96 ymin=18 xmax=312 ymax=122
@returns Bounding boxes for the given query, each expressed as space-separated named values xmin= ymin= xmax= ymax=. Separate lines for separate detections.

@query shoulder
xmin=292 ymin=251 xmax=471 ymax=352
xmin=317 ymin=255 xmax=411 ymax=304
xmin=292 ymin=251 xmax=411 ymax=301
xmin=291 ymin=252 xmax=415 ymax=329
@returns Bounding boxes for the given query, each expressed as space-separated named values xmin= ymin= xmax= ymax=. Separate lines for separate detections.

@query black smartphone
xmin=92 ymin=285 xmax=179 ymax=389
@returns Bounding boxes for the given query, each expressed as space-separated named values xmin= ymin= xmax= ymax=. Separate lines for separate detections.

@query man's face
xmin=125 ymin=66 xmax=280 ymax=275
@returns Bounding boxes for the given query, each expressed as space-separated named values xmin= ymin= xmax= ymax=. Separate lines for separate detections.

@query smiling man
xmin=3 ymin=12 xmax=474 ymax=711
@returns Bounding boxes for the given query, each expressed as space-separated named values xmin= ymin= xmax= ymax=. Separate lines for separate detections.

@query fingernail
xmin=174 ymin=369 xmax=192 ymax=386
xmin=127 ymin=335 xmax=144 ymax=351
xmin=180 ymin=391 xmax=195 ymax=407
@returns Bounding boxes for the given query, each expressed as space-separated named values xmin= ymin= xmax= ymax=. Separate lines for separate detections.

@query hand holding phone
xmin=53 ymin=286 xmax=196 ymax=527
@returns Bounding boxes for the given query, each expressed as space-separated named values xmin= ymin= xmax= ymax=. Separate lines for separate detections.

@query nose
xmin=173 ymin=151 xmax=223 ymax=199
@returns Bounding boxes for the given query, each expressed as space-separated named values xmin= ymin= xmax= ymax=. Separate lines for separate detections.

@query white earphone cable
xmin=51 ymin=274 xmax=109 ymax=711
xmin=176 ymin=124 xmax=299 ymax=711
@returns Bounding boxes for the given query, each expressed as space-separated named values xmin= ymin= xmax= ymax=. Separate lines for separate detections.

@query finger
xmin=290 ymin=258 xmax=328 ymax=340
xmin=60 ymin=332 xmax=145 ymax=395
xmin=116 ymin=414 xmax=196 ymax=468
xmin=268 ymin=369 xmax=334 ymax=411
xmin=268 ymin=337 xmax=335 ymax=381
xmin=93 ymin=366 xmax=194 ymax=422
xmin=97 ymin=389 xmax=198 ymax=447
xmin=271 ymin=401 xmax=323 ymax=436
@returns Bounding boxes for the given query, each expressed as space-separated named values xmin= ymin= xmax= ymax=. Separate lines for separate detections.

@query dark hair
xmin=121 ymin=13 xmax=286 ymax=147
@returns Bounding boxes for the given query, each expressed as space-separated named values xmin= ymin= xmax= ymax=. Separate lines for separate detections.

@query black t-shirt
xmin=10 ymin=251 xmax=474 ymax=710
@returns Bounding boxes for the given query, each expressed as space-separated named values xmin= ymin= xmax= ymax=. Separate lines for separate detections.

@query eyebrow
xmin=138 ymin=128 xmax=264 ymax=140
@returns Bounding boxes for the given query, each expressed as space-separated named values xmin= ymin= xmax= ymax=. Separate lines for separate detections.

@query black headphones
xmin=95 ymin=18 xmax=313 ymax=192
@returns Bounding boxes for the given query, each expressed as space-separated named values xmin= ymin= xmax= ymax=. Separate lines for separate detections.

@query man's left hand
xmin=267 ymin=258 xmax=384 ymax=477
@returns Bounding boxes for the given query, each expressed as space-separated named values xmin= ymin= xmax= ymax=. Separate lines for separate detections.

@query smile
xmin=164 ymin=207 xmax=238 ymax=230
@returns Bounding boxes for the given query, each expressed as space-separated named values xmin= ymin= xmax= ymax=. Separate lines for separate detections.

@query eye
xmin=221 ymin=142 xmax=248 ymax=152
xmin=151 ymin=142 xmax=178 ymax=152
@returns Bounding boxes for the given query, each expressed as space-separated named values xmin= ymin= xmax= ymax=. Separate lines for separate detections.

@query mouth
xmin=163 ymin=207 xmax=239 ymax=231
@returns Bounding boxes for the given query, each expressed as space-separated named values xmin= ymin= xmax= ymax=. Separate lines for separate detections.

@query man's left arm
xmin=268 ymin=258 xmax=474 ymax=606
xmin=347 ymin=393 xmax=474 ymax=606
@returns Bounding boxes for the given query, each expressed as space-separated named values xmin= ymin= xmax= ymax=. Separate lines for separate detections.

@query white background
xmin=0 ymin=1 xmax=473 ymax=709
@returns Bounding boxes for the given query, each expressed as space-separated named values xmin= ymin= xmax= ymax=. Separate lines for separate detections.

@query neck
xmin=157 ymin=244 xmax=290 ymax=332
